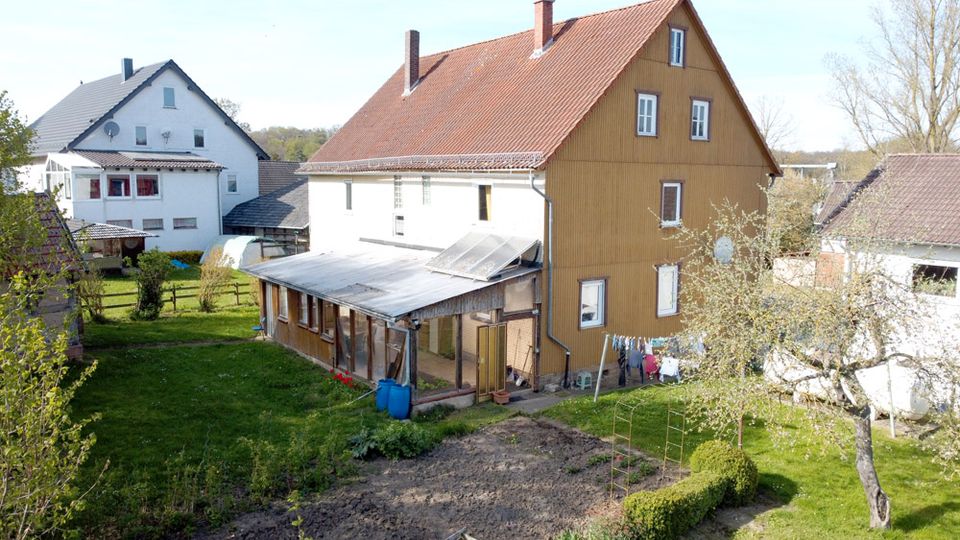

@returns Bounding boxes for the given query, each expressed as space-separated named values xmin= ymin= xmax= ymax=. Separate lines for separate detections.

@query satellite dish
xmin=714 ymin=236 xmax=734 ymax=264
xmin=103 ymin=121 xmax=120 ymax=139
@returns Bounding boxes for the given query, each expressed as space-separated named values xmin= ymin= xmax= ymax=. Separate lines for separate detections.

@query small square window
xmin=142 ymin=218 xmax=164 ymax=231
xmin=193 ymin=129 xmax=205 ymax=148
xmin=478 ymin=185 xmax=491 ymax=221
xmin=580 ymin=279 xmax=606 ymax=329
xmin=637 ymin=93 xmax=658 ymax=137
xmin=136 ymin=174 xmax=159 ymax=197
xmin=670 ymin=28 xmax=685 ymax=67
xmin=173 ymin=217 xmax=198 ymax=230
xmin=163 ymin=87 xmax=175 ymax=108
xmin=691 ymin=99 xmax=710 ymax=141
xmin=226 ymin=174 xmax=238 ymax=193
xmin=107 ymin=175 xmax=130 ymax=197
xmin=657 ymin=265 xmax=680 ymax=317
xmin=135 ymin=126 xmax=147 ymax=146
xmin=661 ymin=182 xmax=682 ymax=227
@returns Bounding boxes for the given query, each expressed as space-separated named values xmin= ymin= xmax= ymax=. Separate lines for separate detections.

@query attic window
xmin=669 ymin=27 xmax=686 ymax=67
xmin=163 ymin=87 xmax=175 ymax=108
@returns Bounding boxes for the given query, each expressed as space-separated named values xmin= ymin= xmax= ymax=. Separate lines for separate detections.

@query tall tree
xmin=677 ymin=197 xmax=959 ymax=530
xmin=0 ymin=92 xmax=97 ymax=539
xmin=752 ymin=95 xmax=796 ymax=162
xmin=213 ymin=97 xmax=251 ymax=132
xmin=829 ymin=0 xmax=960 ymax=155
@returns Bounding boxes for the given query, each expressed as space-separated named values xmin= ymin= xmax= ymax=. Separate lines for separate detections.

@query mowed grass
xmin=83 ymin=304 xmax=261 ymax=348
xmin=71 ymin=342 xmax=376 ymax=536
xmin=544 ymin=385 xmax=960 ymax=539
xmin=100 ymin=266 xmax=255 ymax=315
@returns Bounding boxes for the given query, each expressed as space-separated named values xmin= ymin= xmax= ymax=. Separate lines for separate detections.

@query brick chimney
xmin=121 ymin=58 xmax=134 ymax=82
xmin=404 ymin=30 xmax=420 ymax=95
xmin=533 ymin=0 xmax=555 ymax=55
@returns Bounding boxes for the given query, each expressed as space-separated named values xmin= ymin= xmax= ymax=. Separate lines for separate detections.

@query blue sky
xmin=2 ymin=0 xmax=877 ymax=151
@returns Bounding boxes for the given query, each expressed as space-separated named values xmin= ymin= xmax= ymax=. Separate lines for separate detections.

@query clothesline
xmin=593 ymin=332 xmax=683 ymax=402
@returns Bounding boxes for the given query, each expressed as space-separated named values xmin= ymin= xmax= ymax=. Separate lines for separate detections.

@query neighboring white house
xmin=20 ymin=58 xmax=268 ymax=251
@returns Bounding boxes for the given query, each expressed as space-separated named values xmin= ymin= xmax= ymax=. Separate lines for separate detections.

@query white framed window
xmin=278 ymin=286 xmax=289 ymax=319
xmin=669 ymin=27 xmax=685 ymax=67
xmin=226 ymin=174 xmax=238 ymax=194
xmin=636 ymin=93 xmax=658 ymax=137
xmin=45 ymin=161 xmax=71 ymax=199
xmin=173 ymin=217 xmax=197 ymax=230
xmin=135 ymin=174 xmax=160 ymax=198
xmin=163 ymin=87 xmax=175 ymax=108
xmin=345 ymin=180 xmax=353 ymax=210
xmin=579 ymin=279 xmax=606 ymax=329
xmin=106 ymin=219 xmax=133 ymax=228
xmin=660 ymin=182 xmax=682 ymax=227
xmin=142 ymin=218 xmax=163 ymax=231
xmin=135 ymin=125 xmax=148 ymax=146
xmin=193 ymin=128 xmax=205 ymax=148
xmin=394 ymin=215 xmax=405 ymax=236
xmin=691 ymin=99 xmax=710 ymax=141
xmin=393 ymin=176 xmax=403 ymax=209
xmin=80 ymin=176 xmax=101 ymax=200
xmin=478 ymin=184 xmax=492 ymax=221
xmin=107 ymin=175 xmax=131 ymax=198
xmin=298 ymin=292 xmax=309 ymax=325
xmin=422 ymin=176 xmax=431 ymax=206
xmin=912 ymin=264 xmax=958 ymax=297
xmin=657 ymin=264 xmax=680 ymax=317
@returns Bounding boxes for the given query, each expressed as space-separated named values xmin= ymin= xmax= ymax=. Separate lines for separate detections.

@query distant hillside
xmin=249 ymin=126 xmax=339 ymax=162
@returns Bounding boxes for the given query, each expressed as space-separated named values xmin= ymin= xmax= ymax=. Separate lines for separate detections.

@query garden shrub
xmin=130 ymin=249 xmax=170 ymax=320
xmin=689 ymin=440 xmax=758 ymax=506
xmin=197 ymin=247 xmax=234 ymax=312
xmin=163 ymin=250 xmax=203 ymax=265
xmin=623 ymin=471 xmax=728 ymax=539
xmin=433 ymin=420 xmax=473 ymax=439
xmin=349 ymin=421 xmax=438 ymax=460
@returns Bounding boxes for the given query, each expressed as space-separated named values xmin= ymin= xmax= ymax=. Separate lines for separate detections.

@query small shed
xmin=67 ymin=219 xmax=156 ymax=270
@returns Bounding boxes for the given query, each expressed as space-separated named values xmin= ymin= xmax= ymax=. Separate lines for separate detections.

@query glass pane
xmin=354 ymin=311 xmax=369 ymax=378
xmin=371 ymin=320 xmax=387 ymax=381
xmin=337 ymin=306 xmax=352 ymax=371
xmin=581 ymin=283 xmax=600 ymax=323
xmin=322 ymin=301 xmax=336 ymax=337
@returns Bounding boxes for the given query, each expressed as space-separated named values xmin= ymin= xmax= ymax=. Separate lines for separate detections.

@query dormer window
xmin=669 ymin=27 xmax=685 ymax=67
xmin=163 ymin=87 xmax=175 ymax=108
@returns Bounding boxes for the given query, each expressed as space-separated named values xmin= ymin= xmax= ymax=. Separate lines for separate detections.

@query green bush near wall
xmin=163 ymin=250 xmax=204 ymax=265
xmin=622 ymin=440 xmax=758 ymax=539
xmin=690 ymin=440 xmax=758 ymax=506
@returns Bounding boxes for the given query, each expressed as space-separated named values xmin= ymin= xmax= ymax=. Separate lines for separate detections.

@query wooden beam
xmin=409 ymin=324 xmax=419 ymax=389
xmin=348 ymin=310 xmax=356 ymax=373
xmin=367 ymin=315 xmax=374 ymax=380
xmin=454 ymin=314 xmax=463 ymax=390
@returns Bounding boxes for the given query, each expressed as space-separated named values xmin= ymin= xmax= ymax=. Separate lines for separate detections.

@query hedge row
xmin=622 ymin=440 xmax=758 ymax=539
xmin=163 ymin=250 xmax=204 ymax=265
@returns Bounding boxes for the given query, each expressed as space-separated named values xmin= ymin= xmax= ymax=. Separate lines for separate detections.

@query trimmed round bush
xmin=623 ymin=470 xmax=728 ymax=539
xmin=689 ymin=440 xmax=758 ymax=506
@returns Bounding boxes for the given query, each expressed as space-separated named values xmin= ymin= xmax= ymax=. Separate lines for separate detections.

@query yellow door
xmin=476 ymin=323 xmax=507 ymax=401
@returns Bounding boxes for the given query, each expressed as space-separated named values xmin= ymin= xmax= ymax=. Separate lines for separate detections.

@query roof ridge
xmin=419 ymin=0 xmax=666 ymax=60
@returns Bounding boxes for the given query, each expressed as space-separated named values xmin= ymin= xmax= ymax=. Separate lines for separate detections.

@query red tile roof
xmin=821 ymin=154 xmax=960 ymax=247
xmin=307 ymin=0 xmax=771 ymax=174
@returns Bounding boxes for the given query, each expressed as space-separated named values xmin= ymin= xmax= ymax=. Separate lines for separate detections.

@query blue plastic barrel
xmin=388 ymin=384 xmax=412 ymax=420
xmin=376 ymin=379 xmax=396 ymax=412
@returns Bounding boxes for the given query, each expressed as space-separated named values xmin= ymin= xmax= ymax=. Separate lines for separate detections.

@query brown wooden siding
xmin=269 ymin=283 xmax=336 ymax=365
xmin=539 ymin=3 xmax=773 ymax=375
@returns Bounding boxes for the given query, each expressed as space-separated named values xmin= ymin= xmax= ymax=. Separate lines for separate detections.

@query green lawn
xmin=83 ymin=305 xmax=261 ymax=348
xmin=101 ymin=266 xmax=254 ymax=315
xmin=70 ymin=336 xmax=510 ymax=538
xmin=544 ymin=385 xmax=960 ymax=539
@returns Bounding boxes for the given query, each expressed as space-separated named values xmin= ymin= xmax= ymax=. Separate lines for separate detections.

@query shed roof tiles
xmin=223 ymin=180 xmax=309 ymax=231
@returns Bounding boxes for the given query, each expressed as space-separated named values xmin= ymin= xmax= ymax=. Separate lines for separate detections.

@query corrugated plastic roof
xmin=242 ymin=241 xmax=539 ymax=321
xmin=304 ymin=0 xmax=779 ymax=174
xmin=822 ymin=154 xmax=960 ymax=247
xmin=223 ymin=180 xmax=309 ymax=230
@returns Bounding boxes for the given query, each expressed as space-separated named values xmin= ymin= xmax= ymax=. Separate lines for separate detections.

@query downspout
xmin=530 ymin=170 xmax=572 ymax=388
xmin=216 ymin=170 xmax=223 ymax=235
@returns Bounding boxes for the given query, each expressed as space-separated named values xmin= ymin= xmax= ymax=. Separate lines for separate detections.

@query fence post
xmin=234 ymin=282 xmax=240 ymax=306
xmin=171 ymin=286 xmax=177 ymax=312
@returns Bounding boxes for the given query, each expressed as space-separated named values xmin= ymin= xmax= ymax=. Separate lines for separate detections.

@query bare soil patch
xmin=203 ymin=416 xmax=663 ymax=539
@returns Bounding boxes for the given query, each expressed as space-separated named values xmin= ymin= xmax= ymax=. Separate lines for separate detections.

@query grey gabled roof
xmin=66 ymin=219 xmax=157 ymax=240
xmin=29 ymin=60 xmax=269 ymax=160
xmin=259 ymin=160 xmax=306 ymax=195
xmin=222 ymin=180 xmax=309 ymax=230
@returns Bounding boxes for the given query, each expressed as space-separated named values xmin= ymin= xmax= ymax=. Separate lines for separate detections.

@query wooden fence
xmin=102 ymin=281 xmax=252 ymax=311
